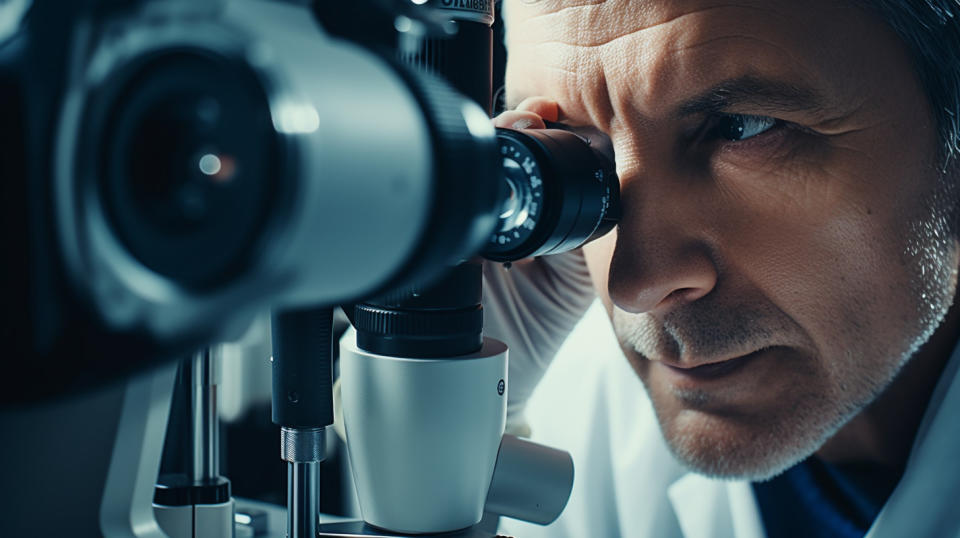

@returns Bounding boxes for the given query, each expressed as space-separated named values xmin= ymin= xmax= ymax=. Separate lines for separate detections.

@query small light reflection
xmin=198 ymin=153 xmax=222 ymax=176
xmin=198 ymin=153 xmax=236 ymax=183
xmin=274 ymin=103 xmax=320 ymax=134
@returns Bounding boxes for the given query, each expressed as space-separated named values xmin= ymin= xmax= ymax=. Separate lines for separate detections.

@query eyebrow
xmin=676 ymin=75 xmax=827 ymax=118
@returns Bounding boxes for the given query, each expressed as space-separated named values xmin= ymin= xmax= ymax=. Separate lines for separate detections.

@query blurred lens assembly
xmin=100 ymin=52 xmax=280 ymax=288
xmin=484 ymin=128 xmax=620 ymax=261
xmin=55 ymin=1 xmax=499 ymax=338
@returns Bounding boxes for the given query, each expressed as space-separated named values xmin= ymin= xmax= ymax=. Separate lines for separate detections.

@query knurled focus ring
xmin=354 ymin=305 xmax=482 ymax=336
xmin=280 ymin=427 xmax=326 ymax=463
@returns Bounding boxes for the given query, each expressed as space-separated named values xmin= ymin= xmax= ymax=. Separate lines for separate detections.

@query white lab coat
xmin=498 ymin=301 xmax=960 ymax=538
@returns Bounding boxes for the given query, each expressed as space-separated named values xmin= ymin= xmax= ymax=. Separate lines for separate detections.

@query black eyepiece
xmin=483 ymin=128 xmax=620 ymax=261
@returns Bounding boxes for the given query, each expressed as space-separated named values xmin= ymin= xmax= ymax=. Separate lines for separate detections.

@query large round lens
xmin=126 ymin=95 xmax=238 ymax=231
xmin=99 ymin=52 xmax=280 ymax=289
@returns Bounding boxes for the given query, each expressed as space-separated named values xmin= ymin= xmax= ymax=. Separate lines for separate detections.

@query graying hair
xmin=863 ymin=0 xmax=960 ymax=165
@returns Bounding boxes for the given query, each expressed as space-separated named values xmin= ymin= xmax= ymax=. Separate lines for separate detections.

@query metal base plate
xmin=317 ymin=520 xmax=505 ymax=537
xmin=235 ymin=499 xmax=508 ymax=538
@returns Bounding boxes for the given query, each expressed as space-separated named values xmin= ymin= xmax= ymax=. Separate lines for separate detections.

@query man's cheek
xmin=766 ymin=216 xmax=916 ymax=358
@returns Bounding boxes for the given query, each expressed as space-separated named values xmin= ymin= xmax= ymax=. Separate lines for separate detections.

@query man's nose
xmin=607 ymin=168 xmax=719 ymax=315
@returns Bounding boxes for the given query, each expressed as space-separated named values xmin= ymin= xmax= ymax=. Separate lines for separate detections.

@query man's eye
xmin=712 ymin=114 xmax=780 ymax=142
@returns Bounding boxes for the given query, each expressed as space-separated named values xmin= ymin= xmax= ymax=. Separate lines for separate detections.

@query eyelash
xmin=706 ymin=113 xmax=784 ymax=143
xmin=552 ymin=114 xmax=791 ymax=161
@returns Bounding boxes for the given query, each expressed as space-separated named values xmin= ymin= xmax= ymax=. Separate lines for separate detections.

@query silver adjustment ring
xmin=280 ymin=427 xmax=326 ymax=463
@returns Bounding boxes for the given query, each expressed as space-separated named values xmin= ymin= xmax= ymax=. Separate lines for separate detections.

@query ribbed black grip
xmin=355 ymin=304 xmax=482 ymax=337
xmin=355 ymin=262 xmax=484 ymax=358
xmin=271 ymin=307 xmax=334 ymax=429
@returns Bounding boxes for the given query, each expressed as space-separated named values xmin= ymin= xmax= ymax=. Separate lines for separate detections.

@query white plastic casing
xmin=340 ymin=337 xmax=508 ymax=534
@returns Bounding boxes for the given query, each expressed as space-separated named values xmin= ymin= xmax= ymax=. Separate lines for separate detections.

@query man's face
xmin=505 ymin=0 xmax=959 ymax=479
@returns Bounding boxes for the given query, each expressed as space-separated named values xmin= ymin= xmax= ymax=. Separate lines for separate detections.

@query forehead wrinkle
xmin=581 ymin=54 xmax=618 ymax=132
xmin=672 ymin=34 xmax=806 ymax=69
xmin=507 ymin=2 xmax=791 ymax=49
xmin=510 ymin=0 xmax=608 ymax=16
xmin=506 ymin=0 xmax=880 ymax=140
xmin=506 ymin=1 xmax=825 ymax=119
xmin=672 ymin=30 xmax=823 ymax=85
xmin=557 ymin=50 xmax=618 ymax=131
xmin=596 ymin=41 xmax=652 ymax=132
xmin=505 ymin=38 xmax=612 ymax=119
xmin=652 ymin=7 xmax=827 ymax=97
xmin=676 ymin=74 xmax=827 ymax=120
xmin=635 ymin=35 xmax=834 ymax=124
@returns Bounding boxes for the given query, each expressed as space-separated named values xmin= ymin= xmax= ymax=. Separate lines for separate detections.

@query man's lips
xmin=659 ymin=348 xmax=769 ymax=380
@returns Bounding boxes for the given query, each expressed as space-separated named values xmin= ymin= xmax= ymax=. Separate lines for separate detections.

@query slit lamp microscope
xmin=0 ymin=1 xmax=620 ymax=536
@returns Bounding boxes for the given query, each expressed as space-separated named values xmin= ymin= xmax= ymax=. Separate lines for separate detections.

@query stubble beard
xmin=611 ymin=175 xmax=959 ymax=482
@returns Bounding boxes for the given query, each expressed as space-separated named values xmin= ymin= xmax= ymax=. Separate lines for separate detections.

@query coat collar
xmin=867 ymin=339 xmax=960 ymax=537
xmin=667 ymin=473 xmax=764 ymax=538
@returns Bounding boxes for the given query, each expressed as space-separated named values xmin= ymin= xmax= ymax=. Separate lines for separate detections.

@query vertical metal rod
xmin=288 ymin=461 xmax=320 ymax=538
xmin=272 ymin=307 xmax=333 ymax=537
xmin=191 ymin=348 xmax=219 ymax=482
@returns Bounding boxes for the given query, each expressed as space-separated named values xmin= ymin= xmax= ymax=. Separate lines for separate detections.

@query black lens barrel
xmin=483 ymin=128 xmax=620 ymax=262
xmin=354 ymin=262 xmax=484 ymax=359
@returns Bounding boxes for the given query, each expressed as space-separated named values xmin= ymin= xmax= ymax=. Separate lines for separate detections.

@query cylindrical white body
xmin=484 ymin=434 xmax=574 ymax=525
xmin=340 ymin=337 xmax=508 ymax=534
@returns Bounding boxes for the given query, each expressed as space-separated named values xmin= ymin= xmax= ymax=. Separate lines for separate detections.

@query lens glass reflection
xmin=499 ymin=157 xmax=532 ymax=232
xmin=98 ymin=52 xmax=278 ymax=288
xmin=126 ymin=93 xmax=243 ymax=230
